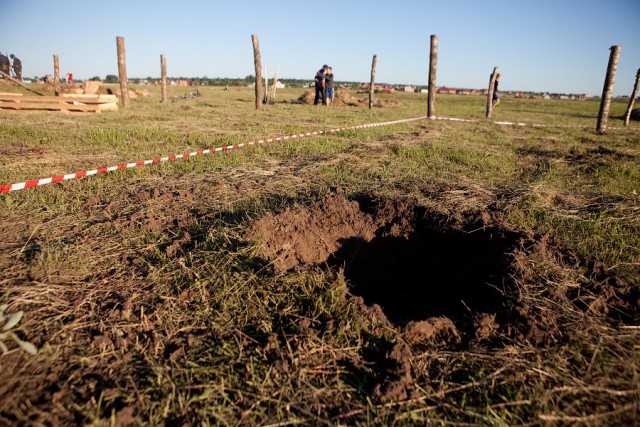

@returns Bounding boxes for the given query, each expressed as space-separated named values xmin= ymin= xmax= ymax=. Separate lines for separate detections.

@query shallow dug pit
xmin=247 ymin=193 xmax=526 ymax=339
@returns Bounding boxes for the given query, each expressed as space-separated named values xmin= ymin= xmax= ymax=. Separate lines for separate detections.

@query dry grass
xmin=0 ymin=84 xmax=638 ymax=425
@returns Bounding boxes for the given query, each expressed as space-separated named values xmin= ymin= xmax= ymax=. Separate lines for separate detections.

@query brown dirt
xmin=374 ymin=341 xmax=414 ymax=402
xmin=1 ymin=174 xmax=637 ymax=423
xmin=247 ymin=193 xmax=528 ymax=334
xmin=295 ymin=90 xmax=398 ymax=107
xmin=246 ymin=192 xmax=639 ymax=401
xmin=246 ymin=192 xmax=377 ymax=272
xmin=247 ymin=193 xmax=639 ymax=334
xmin=569 ymin=260 xmax=639 ymax=322
xmin=404 ymin=317 xmax=461 ymax=346
xmin=333 ymin=89 xmax=362 ymax=106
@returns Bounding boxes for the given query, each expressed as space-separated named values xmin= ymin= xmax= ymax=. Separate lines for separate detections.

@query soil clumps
xmin=247 ymin=194 xmax=529 ymax=340
xmin=248 ymin=193 xmax=638 ymax=343
xmin=247 ymin=192 xmax=639 ymax=402
xmin=296 ymin=90 xmax=397 ymax=107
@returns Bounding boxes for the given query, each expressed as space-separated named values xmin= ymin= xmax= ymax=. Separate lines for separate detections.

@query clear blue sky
xmin=3 ymin=0 xmax=639 ymax=96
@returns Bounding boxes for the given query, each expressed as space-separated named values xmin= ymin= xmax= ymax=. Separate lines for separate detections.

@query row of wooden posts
xmin=425 ymin=35 xmax=500 ymax=120
xmin=428 ymin=36 xmax=638 ymax=134
xmin=252 ymin=34 xmax=638 ymax=134
xmin=48 ymin=36 xmax=640 ymax=134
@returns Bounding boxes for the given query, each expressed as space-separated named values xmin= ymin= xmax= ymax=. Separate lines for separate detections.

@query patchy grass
xmin=0 ymin=84 xmax=639 ymax=425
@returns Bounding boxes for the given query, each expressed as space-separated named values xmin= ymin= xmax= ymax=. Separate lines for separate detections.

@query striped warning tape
xmin=3 ymin=113 xmax=629 ymax=193
xmin=430 ymin=115 xmax=580 ymax=128
xmin=430 ymin=115 xmax=632 ymax=130
xmin=0 ymin=115 xmax=427 ymax=193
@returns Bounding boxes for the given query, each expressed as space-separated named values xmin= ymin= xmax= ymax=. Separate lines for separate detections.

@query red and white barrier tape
xmin=429 ymin=115 xmax=604 ymax=129
xmin=4 ymin=113 xmax=625 ymax=193
xmin=0 ymin=116 xmax=427 ymax=193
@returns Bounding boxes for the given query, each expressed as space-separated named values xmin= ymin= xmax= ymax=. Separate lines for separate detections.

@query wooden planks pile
xmin=0 ymin=93 xmax=118 ymax=112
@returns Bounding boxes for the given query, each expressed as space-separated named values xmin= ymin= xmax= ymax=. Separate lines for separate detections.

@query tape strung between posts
xmin=429 ymin=115 xmax=605 ymax=129
xmin=0 ymin=116 xmax=427 ymax=193
xmin=4 ymin=113 xmax=614 ymax=193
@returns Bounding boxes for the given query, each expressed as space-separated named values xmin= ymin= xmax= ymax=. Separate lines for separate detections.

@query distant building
xmin=437 ymin=86 xmax=457 ymax=94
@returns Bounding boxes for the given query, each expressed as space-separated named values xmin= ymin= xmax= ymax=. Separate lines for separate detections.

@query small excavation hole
xmin=247 ymin=194 xmax=522 ymax=328
xmin=328 ymin=222 xmax=517 ymax=325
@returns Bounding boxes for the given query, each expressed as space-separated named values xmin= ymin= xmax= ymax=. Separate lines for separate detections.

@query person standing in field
xmin=314 ymin=64 xmax=328 ymax=105
xmin=0 ymin=53 xmax=10 ymax=77
xmin=492 ymin=73 xmax=501 ymax=108
xmin=9 ymin=54 xmax=22 ymax=81
xmin=324 ymin=67 xmax=335 ymax=106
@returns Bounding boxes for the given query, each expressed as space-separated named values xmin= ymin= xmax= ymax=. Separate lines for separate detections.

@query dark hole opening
xmin=327 ymin=218 xmax=518 ymax=326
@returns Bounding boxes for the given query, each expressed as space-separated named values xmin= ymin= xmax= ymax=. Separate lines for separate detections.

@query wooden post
xmin=369 ymin=54 xmax=377 ymax=109
xmin=251 ymin=34 xmax=263 ymax=110
xmin=270 ymin=65 xmax=280 ymax=103
xmin=623 ymin=68 xmax=639 ymax=127
xmin=116 ymin=36 xmax=131 ymax=108
xmin=428 ymin=35 xmax=438 ymax=118
xmin=486 ymin=66 xmax=499 ymax=118
xmin=596 ymin=45 xmax=621 ymax=134
xmin=53 ymin=54 xmax=60 ymax=96
xmin=160 ymin=54 xmax=167 ymax=103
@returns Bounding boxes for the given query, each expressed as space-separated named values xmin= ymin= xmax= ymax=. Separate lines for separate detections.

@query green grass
xmin=0 ymin=83 xmax=639 ymax=425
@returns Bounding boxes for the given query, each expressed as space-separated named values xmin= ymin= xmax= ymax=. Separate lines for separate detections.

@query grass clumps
xmin=0 ymin=85 xmax=638 ymax=425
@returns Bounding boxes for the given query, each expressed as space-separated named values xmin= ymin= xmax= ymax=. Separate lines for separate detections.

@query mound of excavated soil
xmin=246 ymin=194 xmax=378 ymax=272
xmin=295 ymin=90 xmax=396 ymax=107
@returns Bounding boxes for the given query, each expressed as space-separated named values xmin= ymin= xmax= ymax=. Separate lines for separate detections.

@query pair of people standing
xmin=10 ymin=54 xmax=21 ymax=81
xmin=0 ymin=53 xmax=22 ymax=81
xmin=314 ymin=65 xmax=335 ymax=106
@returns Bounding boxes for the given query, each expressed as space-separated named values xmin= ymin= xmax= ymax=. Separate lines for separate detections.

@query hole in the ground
xmin=247 ymin=194 xmax=522 ymax=327
xmin=327 ymin=223 xmax=516 ymax=325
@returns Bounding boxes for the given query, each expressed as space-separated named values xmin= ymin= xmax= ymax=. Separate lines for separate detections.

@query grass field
xmin=1 ymin=82 xmax=639 ymax=425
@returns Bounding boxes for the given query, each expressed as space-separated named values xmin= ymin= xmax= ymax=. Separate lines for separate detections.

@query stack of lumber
xmin=0 ymin=93 xmax=118 ymax=112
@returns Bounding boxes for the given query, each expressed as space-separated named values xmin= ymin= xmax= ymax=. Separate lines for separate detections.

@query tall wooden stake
xmin=160 ymin=54 xmax=167 ymax=103
xmin=623 ymin=68 xmax=639 ymax=127
xmin=486 ymin=66 xmax=499 ymax=118
xmin=428 ymin=35 xmax=438 ymax=118
xmin=270 ymin=65 xmax=280 ymax=103
xmin=369 ymin=54 xmax=377 ymax=109
xmin=596 ymin=45 xmax=621 ymax=134
xmin=116 ymin=36 xmax=131 ymax=108
xmin=251 ymin=34 xmax=263 ymax=110
xmin=53 ymin=54 xmax=60 ymax=96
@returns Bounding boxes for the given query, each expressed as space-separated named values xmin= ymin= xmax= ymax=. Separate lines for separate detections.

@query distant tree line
xmin=26 ymin=73 xmax=382 ymax=88
xmin=30 ymin=74 xmax=419 ymax=90
xmin=127 ymin=75 xmax=304 ymax=87
xmin=83 ymin=75 xmax=364 ymax=88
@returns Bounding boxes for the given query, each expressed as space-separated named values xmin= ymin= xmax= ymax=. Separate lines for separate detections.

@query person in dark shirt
xmin=314 ymin=64 xmax=328 ymax=105
xmin=492 ymin=73 xmax=501 ymax=108
xmin=324 ymin=67 xmax=334 ymax=106
xmin=10 ymin=54 xmax=22 ymax=81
